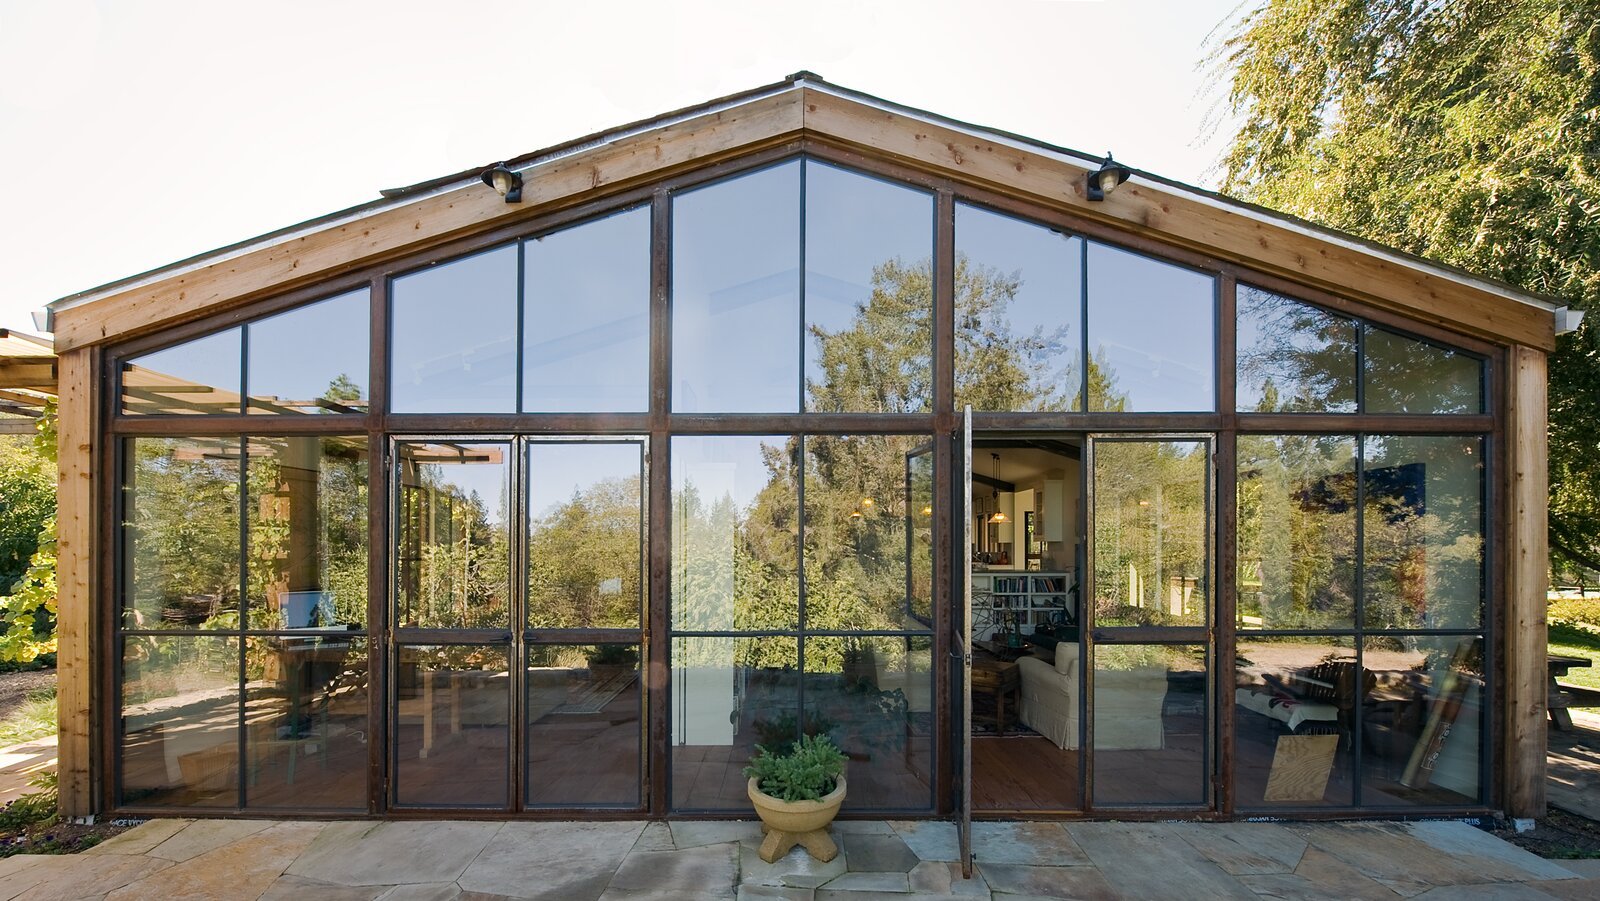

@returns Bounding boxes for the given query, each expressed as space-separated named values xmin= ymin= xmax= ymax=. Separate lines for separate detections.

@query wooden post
xmin=56 ymin=347 xmax=96 ymax=818
xmin=1505 ymin=344 xmax=1549 ymax=819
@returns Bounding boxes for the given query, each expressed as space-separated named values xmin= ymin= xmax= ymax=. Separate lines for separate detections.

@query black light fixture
xmin=480 ymin=162 xmax=523 ymax=203
xmin=1085 ymin=152 xmax=1132 ymax=201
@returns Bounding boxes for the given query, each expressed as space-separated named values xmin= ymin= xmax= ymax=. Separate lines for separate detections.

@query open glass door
xmin=1084 ymin=435 xmax=1214 ymax=810
xmin=955 ymin=407 xmax=974 ymax=874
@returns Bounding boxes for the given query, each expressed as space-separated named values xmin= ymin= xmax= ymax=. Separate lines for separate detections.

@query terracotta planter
xmin=746 ymin=775 xmax=847 ymax=862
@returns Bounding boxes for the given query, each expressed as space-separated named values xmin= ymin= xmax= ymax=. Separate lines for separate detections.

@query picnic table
xmin=1549 ymin=654 xmax=1592 ymax=730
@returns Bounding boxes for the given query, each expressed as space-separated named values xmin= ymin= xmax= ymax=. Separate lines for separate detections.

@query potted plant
xmin=743 ymin=733 xmax=848 ymax=863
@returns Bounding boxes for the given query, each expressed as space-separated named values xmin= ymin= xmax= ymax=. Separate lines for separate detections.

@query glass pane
xmin=1361 ymin=635 xmax=1484 ymax=806
xmin=526 ymin=644 xmax=642 ymax=807
xmin=121 ymin=635 xmax=239 ymax=807
xmin=670 ymin=436 xmax=799 ymax=631
xmin=395 ymin=443 xmax=511 ymax=629
xmin=908 ymin=449 xmax=934 ymax=624
xmin=1093 ymin=643 xmax=1207 ymax=806
xmin=802 ymin=636 xmax=933 ymax=811
xmin=1236 ymin=286 xmax=1357 ymax=413
xmin=527 ymin=442 xmax=644 ymax=629
xmin=243 ymin=635 xmax=368 ymax=810
xmin=804 ymin=161 xmax=934 ymax=413
xmin=123 ymin=437 xmax=241 ymax=630
xmin=1233 ymin=637 xmax=1355 ymax=808
xmin=391 ymin=245 xmax=518 ymax=413
xmin=121 ymin=327 xmax=242 ymax=415
xmin=1237 ymin=435 xmax=1357 ymax=630
xmin=671 ymin=162 xmax=800 ymax=413
xmin=394 ymin=644 xmax=510 ymax=807
xmin=954 ymin=204 xmax=1083 ymax=412
xmin=1363 ymin=326 xmax=1483 ymax=414
xmin=1086 ymin=243 xmax=1215 ymax=412
xmin=246 ymin=436 xmax=369 ymax=630
xmin=523 ymin=208 xmax=650 ymax=412
xmin=1092 ymin=440 xmax=1209 ymax=628
xmin=247 ymin=289 xmax=370 ymax=414
xmin=671 ymin=636 xmax=798 ymax=811
xmin=1362 ymin=436 xmax=1484 ymax=630
xmin=803 ymin=434 xmax=931 ymax=631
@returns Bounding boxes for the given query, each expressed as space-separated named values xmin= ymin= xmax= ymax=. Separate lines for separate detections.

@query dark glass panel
xmin=670 ymin=436 xmax=799 ymax=632
xmin=1092 ymin=440 xmax=1209 ymax=628
xmin=527 ymin=441 xmax=644 ymax=629
xmin=1086 ymin=242 xmax=1215 ymax=412
xmin=1236 ymin=285 xmax=1357 ymax=413
xmin=394 ymin=644 xmax=510 ymax=807
xmin=1361 ymin=635 xmax=1484 ymax=806
xmin=395 ymin=443 xmax=511 ymax=630
xmin=1092 ymin=643 xmax=1207 ymax=806
xmin=670 ymin=636 xmax=798 ymax=811
xmin=802 ymin=636 xmax=933 ymax=811
xmin=1363 ymin=326 xmax=1483 ymax=414
xmin=246 ymin=436 xmax=368 ymax=630
xmin=1237 ymin=435 xmax=1358 ymax=630
xmin=803 ymin=434 xmax=931 ymax=631
xmin=120 ymin=635 xmax=240 ymax=807
xmin=121 ymin=327 xmax=242 ymax=415
xmin=804 ymin=161 xmax=934 ymax=413
xmin=1362 ymin=436 xmax=1484 ymax=630
xmin=246 ymin=289 xmax=370 ymax=414
xmin=243 ymin=635 xmax=368 ymax=810
xmin=953 ymin=203 xmax=1083 ymax=412
xmin=390 ymin=245 xmax=518 ymax=413
xmin=525 ymin=644 xmax=642 ymax=808
xmin=123 ymin=437 xmax=241 ymax=630
xmin=1233 ymin=636 xmax=1356 ymax=808
xmin=671 ymin=162 xmax=801 ymax=413
xmin=523 ymin=207 xmax=650 ymax=412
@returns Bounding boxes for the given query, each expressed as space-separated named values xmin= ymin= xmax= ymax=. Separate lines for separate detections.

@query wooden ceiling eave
xmin=50 ymin=85 xmax=1557 ymax=354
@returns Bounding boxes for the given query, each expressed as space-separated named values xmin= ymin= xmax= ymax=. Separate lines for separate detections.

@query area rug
xmin=551 ymin=671 xmax=636 ymax=715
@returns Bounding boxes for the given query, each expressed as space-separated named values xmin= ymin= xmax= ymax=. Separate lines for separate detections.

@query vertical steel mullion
xmin=798 ymin=159 xmax=808 ymax=415
xmin=647 ymin=187 xmax=672 ymax=816
xmin=1082 ymin=436 xmax=1096 ymax=810
xmin=368 ymin=272 xmax=389 ymax=815
xmin=796 ymin=434 xmax=807 ymax=748
xmin=932 ymin=188 xmax=955 ymax=814
xmin=1353 ymin=433 xmax=1367 ymax=807
xmin=1080 ymin=239 xmax=1091 ymax=412
xmin=1215 ymin=430 xmax=1238 ymax=816
xmin=236 ymin=434 xmax=249 ymax=811
xmin=510 ymin=438 xmax=526 ymax=812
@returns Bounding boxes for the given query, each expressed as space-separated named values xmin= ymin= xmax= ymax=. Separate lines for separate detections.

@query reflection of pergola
xmin=0 ymin=329 xmax=55 ymax=433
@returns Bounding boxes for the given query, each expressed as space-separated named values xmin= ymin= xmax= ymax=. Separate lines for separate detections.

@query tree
xmin=0 ymin=408 xmax=58 ymax=662
xmin=1212 ymin=0 xmax=1600 ymax=573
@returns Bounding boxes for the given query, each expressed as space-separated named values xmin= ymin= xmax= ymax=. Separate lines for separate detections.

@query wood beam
xmin=55 ymin=348 xmax=95 ymax=818
xmin=0 ymin=360 xmax=57 ymax=390
xmin=1504 ymin=344 xmax=1549 ymax=819
xmin=51 ymin=90 xmax=808 ymax=352
xmin=798 ymin=89 xmax=1555 ymax=351
xmin=0 ymin=419 xmax=37 ymax=435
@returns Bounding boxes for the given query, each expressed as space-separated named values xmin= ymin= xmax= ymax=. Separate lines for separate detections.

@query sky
xmin=0 ymin=0 xmax=1247 ymax=333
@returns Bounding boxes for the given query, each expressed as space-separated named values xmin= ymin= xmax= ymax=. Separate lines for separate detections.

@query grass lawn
xmin=1549 ymin=596 xmax=1600 ymax=694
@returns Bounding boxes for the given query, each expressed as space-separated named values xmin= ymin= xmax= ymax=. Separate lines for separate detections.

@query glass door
xmin=1084 ymin=435 xmax=1214 ymax=810
xmin=390 ymin=436 xmax=647 ymax=812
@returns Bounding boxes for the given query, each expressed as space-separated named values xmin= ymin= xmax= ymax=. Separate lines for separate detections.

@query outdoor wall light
xmin=1086 ymin=153 xmax=1132 ymax=201
xmin=480 ymin=163 xmax=523 ymax=203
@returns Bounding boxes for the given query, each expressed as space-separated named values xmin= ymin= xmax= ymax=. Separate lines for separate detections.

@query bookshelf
xmin=971 ymin=570 xmax=1076 ymax=641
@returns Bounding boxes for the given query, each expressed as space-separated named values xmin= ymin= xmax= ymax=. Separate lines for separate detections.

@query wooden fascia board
xmin=51 ymin=89 xmax=807 ymax=352
xmin=799 ymin=89 xmax=1556 ymax=351
xmin=0 ymin=359 xmax=58 ymax=390
xmin=53 ymin=85 xmax=1554 ymax=352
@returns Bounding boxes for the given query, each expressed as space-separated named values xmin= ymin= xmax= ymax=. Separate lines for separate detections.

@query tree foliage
xmin=0 ymin=409 xmax=57 ymax=663
xmin=1213 ymin=0 xmax=1600 ymax=573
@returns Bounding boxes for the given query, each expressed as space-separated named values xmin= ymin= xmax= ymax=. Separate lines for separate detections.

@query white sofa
xmin=1017 ymin=642 xmax=1168 ymax=751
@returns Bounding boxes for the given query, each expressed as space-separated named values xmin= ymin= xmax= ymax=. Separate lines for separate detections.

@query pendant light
xmin=989 ymin=454 xmax=1009 ymax=524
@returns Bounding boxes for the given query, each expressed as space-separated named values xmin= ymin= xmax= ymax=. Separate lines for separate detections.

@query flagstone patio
xmin=0 ymin=815 xmax=1596 ymax=900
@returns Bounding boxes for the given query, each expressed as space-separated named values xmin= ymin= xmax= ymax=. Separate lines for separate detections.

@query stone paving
xmin=0 ymin=815 xmax=1595 ymax=900
xmin=1548 ymin=708 xmax=1600 ymax=821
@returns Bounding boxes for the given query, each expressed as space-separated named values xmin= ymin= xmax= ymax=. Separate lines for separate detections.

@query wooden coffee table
xmin=971 ymin=650 xmax=1022 ymax=735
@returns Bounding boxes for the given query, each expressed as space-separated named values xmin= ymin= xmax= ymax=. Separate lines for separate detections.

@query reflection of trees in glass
xmin=528 ymin=473 xmax=642 ymax=629
xmin=1093 ymin=441 xmax=1208 ymax=626
xmin=1237 ymin=435 xmax=1357 ymax=628
xmin=808 ymin=259 xmax=932 ymax=413
xmin=1362 ymin=437 xmax=1484 ymax=630
xmin=126 ymin=439 xmax=241 ymax=629
xmin=1362 ymin=327 xmax=1482 ymax=414
xmin=397 ymin=457 xmax=509 ymax=629
xmin=1236 ymin=287 xmax=1357 ymax=413
xmin=247 ymin=437 xmax=368 ymax=629
xmin=804 ymin=435 xmax=920 ymax=631
xmin=953 ymin=256 xmax=1075 ymax=412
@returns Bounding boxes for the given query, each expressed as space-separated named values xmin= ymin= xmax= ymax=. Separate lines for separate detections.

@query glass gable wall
xmin=107 ymin=151 xmax=1495 ymax=818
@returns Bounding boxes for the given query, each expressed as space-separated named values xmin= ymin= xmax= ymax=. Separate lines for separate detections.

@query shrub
xmin=1549 ymin=598 xmax=1600 ymax=630
xmin=743 ymin=733 xmax=846 ymax=802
